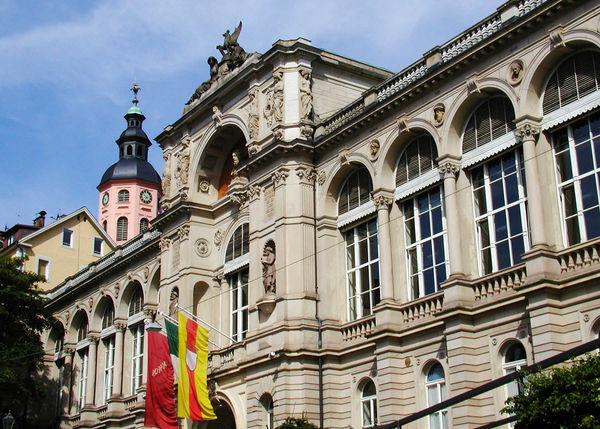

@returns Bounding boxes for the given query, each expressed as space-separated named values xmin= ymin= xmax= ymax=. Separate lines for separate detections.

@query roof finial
xmin=131 ymin=80 xmax=140 ymax=106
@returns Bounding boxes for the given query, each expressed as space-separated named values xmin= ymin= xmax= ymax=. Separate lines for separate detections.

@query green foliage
xmin=502 ymin=353 xmax=600 ymax=428
xmin=0 ymin=256 xmax=56 ymax=424
xmin=276 ymin=415 xmax=319 ymax=429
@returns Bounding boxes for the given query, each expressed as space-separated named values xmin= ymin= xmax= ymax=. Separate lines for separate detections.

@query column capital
xmin=114 ymin=320 xmax=128 ymax=331
xmin=514 ymin=115 xmax=542 ymax=143
xmin=87 ymin=333 xmax=100 ymax=344
xmin=437 ymin=155 xmax=461 ymax=179
xmin=63 ymin=345 xmax=76 ymax=356
xmin=372 ymin=190 xmax=394 ymax=208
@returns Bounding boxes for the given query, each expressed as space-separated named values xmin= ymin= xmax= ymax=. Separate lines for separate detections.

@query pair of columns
xmin=373 ymin=117 xmax=546 ymax=301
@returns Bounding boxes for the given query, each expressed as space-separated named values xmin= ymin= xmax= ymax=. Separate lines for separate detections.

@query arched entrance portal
xmin=207 ymin=398 xmax=236 ymax=428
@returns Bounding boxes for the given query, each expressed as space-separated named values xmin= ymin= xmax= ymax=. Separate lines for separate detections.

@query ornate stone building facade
xmin=42 ymin=1 xmax=600 ymax=427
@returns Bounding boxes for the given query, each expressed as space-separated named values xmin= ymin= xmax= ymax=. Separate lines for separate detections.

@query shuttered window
xmin=116 ymin=217 xmax=128 ymax=242
xmin=225 ymin=223 xmax=249 ymax=262
xmin=338 ymin=168 xmax=373 ymax=215
xmin=543 ymin=51 xmax=600 ymax=114
xmin=463 ymin=98 xmax=515 ymax=153
xmin=396 ymin=135 xmax=438 ymax=186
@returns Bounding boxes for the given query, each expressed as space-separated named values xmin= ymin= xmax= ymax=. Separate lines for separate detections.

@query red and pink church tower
xmin=97 ymin=84 xmax=161 ymax=244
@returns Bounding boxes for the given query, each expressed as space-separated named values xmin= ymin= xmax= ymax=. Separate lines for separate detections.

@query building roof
xmin=99 ymin=157 xmax=161 ymax=187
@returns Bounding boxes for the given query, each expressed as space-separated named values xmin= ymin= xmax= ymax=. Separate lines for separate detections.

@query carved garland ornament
xmin=214 ymin=230 xmax=224 ymax=248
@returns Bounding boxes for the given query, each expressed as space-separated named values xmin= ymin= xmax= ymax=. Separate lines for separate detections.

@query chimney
xmin=33 ymin=211 xmax=46 ymax=228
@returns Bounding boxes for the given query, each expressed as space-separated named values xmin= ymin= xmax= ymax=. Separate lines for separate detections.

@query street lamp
xmin=2 ymin=411 xmax=14 ymax=429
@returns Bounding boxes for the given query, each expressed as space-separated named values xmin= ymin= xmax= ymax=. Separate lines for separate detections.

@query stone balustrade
xmin=341 ymin=314 xmax=376 ymax=341
xmin=472 ymin=264 xmax=526 ymax=301
xmin=398 ymin=291 xmax=444 ymax=324
xmin=557 ymin=237 xmax=600 ymax=275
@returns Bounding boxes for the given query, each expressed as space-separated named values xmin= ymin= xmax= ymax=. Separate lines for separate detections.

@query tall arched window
xmin=397 ymin=135 xmax=448 ymax=300
xmin=463 ymin=98 xmax=529 ymax=275
xmin=462 ymin=97 xmax=516 ymax=153
xmin=361 ymin=380 xmax=378 ymax=428
xmin=101 ymin=302 xmax=115 ymax=404
xmin=128 ymin=286 xmax=144 ymax=394
xmin=260 ymin=394 xmax=274 ymax=429
xmin=116 ymin=217 xmax=128 ymax=242
xmin=543 ymin=51 xmax=600 ymax=114
xmin=76 ymin=315 xmax=89 ymax=413
xmin=503 ymin=342 xmax=527 ymax=398
xmin=225 ymin=224 xmax=250 ymax=342
xmin=118 ymin=190 xmax=129 ymax=202
xmin=339 ymin=169 xmax=380 ymax=321
xmin=426 ymin=363 xmax=448 ymax=429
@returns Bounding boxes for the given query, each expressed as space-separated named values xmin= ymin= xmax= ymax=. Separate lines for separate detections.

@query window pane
xmin=576 ymin=140 xmax=594 ymax=174
xmin=424 ymin=268 xmax=435 ymax=295
xmin=511 ymin=236 xmax=525 ymax=264
xmin=580 ymin=175 xmax=598 ymax=209
xmin=584 ymin=209 xmax=600 ymax=240
xmin=496 ymin=240 xmax=510 ymax=270
xmin=505 ymin=174 xmax=519 ymax=204
xmin=422 ymin=241 xmax=433 ymax=268
xmin=508 ymin=205 xmax=523 ymax=235
xmin=491 ymin=180 xmax=505 ymax=210
xmin=494 ymin=211 xmax=508 ymax=241
xmin=555 ymin=150 xmax=573 ymax=182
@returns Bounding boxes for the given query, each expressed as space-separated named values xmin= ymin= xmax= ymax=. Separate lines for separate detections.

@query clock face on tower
xmin=102 ymin=192 xmax=109 ymax=206
xmin=140 ymin=190 xmax=152 ymax=204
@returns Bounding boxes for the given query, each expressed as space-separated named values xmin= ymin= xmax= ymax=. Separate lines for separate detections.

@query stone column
xmin=373 ymin=191 xmax=395 ymax=301
xmin=61 ymin=345 xmax=75 ymax=416
xmin=85 ymin=334 xmax=99 ymax=407
xmin=515 ymin=119 xmax=546 ymax=248
xmin=438 ymin=158 xmax=464 ymax=277
xmin=142 ymin=307 xmax=157 ymax=387
xmin=112 ymin=321 xmax=127 ymax=398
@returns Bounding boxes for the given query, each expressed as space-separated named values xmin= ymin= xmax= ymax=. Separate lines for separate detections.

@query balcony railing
xmin=398 ymin=291 xmax=444 ymax=323
xmin=472 ymin=264 xmax=526 ymax=301
xmin=341 ymin=314 xmax=376 ymax=341
xmin=557 ymin=237 xmax=600 ymax=275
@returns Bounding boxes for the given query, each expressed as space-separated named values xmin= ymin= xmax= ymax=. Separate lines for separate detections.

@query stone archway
xmin=207 ymin=398 xmax=236 ymax=428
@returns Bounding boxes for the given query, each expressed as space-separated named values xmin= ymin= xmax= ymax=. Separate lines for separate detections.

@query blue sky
xmin=0 ymin=0 xmax=499 ymax=229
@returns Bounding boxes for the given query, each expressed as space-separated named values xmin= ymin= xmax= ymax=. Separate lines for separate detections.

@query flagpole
xmin=176 ymin=304 xmax=234 ymax=343
xmin=157 ymin=310 xmax=221 ymax=348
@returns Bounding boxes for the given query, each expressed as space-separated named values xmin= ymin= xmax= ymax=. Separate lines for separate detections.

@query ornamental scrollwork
xmin=515 ymin=123 xmax=540 ymax=142
xmin=159 ymin=238 xmax=171 ymax=250
xmin=178 ymin=225 xmax=190 ymax=240
xmin=214 ymin=230 xmax=224 ymax=249
xmin=372 ymin=194 xmax=393 ymax=208
xmin=272 ymin=168 xmax=289 ymax=185
xmin=296 ymin=167 xmax=317 ymax=183
xmin=438 ymin=161 xmax=461 ymax=179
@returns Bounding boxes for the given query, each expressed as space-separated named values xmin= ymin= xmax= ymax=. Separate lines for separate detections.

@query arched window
xmin=140 ymin=218 xmax=150 ymax=233
xmin=503 ymin=342 xmax=527 ymax=398
xmin=116 ymin=217 xmax=128 ymax=242
xmin=102 ymin=303 xmax=114 ymax=330
xmin=339 ymin=169 xmax=380 ymax=321
xmin=260 ymin=394 xmax=274 ymax=429
xmin=126 ymin=145 xmax=133 ymax=156
xmin=397 ymin=135 xmax=448 ymax=300
xmin=338 ymin=168 xmax=372 ymax=215
xmin=102 ymin=220 xmax=107 ymax=231
xmin=426 ymin=363 xmax=448 ymax=429
xmin=128 ymin=287 xmax=143 ymax=317
xmin=463 ymin=97 xmax=516 ymax=153
xmin=361 ymin=380 xmax=378 ymax=428
xmin=396 ymin=135 xmax=438 ymax=186
xmin=543 ymin=51 xmax=600 ymax=114
xmin=225 ymin=224 xmax=250 ymax=343
xmin=77 ymin=317 xmax=88 ymax=343
xmin=118 ymin=190 xmax=129 ymax=202
xmin=225 ymin=223 xmax=249 ymax=263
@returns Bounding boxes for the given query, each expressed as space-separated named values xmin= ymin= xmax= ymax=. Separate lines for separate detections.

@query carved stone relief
xmin=369 ymin=139 xmax=380 ymax=160
xmin=175 ymin=137 xmax=191 ymax=188
xmin=162 ymin=151 xmax=172 ymax=196
xmin=397 ymin=114 xmax=410 ymax=133
xmin=508 ymin=60 xmax=524 ymax=86
xmin=299 ymin=69 xmax=313 ymax=121
xmin=317 ymin=170 xmax=327 ymax=186
xmin=169 ymin=287 xmax=179 ymax=317
xmin=212 ymin=106 xmax=223 ymax=129
xmin=198 ymin=177 xmax=210 ymax=193
xmin=433 ymin=103 xmax=445 ymax=126
xmin=466 ymin=76 xmax=481 ymax=94
xmin=195 ymin=238 xmax=210 ymax=257
xmin=248 ymin=89 xmax=260 ymax=140
xmin=272 ymin=168 xmax=289 ymax=185
xmin=214 ymin=230 xmax=224 ymax=249
xmin=264 ymin=71 xmax=284 ymax=129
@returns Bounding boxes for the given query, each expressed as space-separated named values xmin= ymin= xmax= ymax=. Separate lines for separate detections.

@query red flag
xmin=145 ymin=329 xmax=178 ymax=429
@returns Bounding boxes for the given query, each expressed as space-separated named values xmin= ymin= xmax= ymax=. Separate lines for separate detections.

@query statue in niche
xmin=175 ymin=139 xmax=190 ymax=187
xmin=265 ymin=71 xmax=284 ymax=128
xmin=299 ymin=70 xmax=313 ymax=121
xmin=261 ymin=241 xmax=276 ymax=294
xmin=169 ymin=287 xmax=179 ymax=317
xmin=248 ymin=90 xmax=260 ymax=139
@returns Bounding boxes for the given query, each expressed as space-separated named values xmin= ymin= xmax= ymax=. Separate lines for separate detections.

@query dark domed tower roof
xmin=98 ymin=84 xmax=161 ymax=187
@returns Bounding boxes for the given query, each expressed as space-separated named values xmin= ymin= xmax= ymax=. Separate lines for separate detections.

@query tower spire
xmin=131 ymin=81 xmax=140 ymax=107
